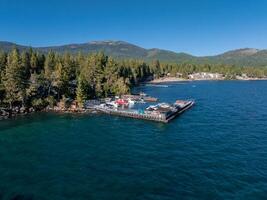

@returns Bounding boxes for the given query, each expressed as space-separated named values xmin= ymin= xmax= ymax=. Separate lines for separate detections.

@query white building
xmin=188 ymin=72 xmax=224 ymax=80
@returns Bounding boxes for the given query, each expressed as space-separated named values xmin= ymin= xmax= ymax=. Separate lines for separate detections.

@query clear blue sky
xmin=1 ymin=0 xmax=267 ymax=56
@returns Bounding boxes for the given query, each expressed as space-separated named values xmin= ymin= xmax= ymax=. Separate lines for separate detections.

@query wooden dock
xmin=97 ymin=101 xmax=195 ymax=123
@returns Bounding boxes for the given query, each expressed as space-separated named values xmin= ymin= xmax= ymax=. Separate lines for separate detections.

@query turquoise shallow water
xmin=0 ymin=81 xmax=267 ymax=200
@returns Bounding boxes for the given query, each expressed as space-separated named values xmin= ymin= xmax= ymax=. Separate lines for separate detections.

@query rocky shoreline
xmin=0 ymin=106 xmax=99 ymax=121
xmin=0 ymin=107 xmax=36 ymax=120
xmin=45 ymin=107 xmax=97 ymax=114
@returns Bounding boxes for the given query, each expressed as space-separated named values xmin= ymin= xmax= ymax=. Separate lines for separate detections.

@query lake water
xmin=0 ymin=81 xmax=267 ymax=200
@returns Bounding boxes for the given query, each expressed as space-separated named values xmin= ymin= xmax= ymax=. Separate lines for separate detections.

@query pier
xmin=96 ymin=100 xmax=195 ymax=123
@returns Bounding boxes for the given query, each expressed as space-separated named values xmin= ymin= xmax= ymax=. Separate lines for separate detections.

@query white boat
xmin=128 ymin=98 xmax=135 ymax=108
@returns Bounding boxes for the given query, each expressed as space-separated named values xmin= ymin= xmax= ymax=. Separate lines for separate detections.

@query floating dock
xmin=96 ymin=100 xmax=195 ymax=123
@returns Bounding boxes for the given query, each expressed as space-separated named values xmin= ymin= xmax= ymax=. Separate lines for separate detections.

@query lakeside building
xmin=188 ymin=72 xmax=224 ymax=80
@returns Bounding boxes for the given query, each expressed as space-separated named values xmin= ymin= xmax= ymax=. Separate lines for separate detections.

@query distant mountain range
xmin=1 ymin=40 xmax=267 ymax=67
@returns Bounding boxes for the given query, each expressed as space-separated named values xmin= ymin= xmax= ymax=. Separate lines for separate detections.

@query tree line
xmin=158 ymin=62 xmax=267 ymax=79
xmin=0 ymin=49 xmax=153 ymax=109
xmin=0 ymin=49 xmax=266 ymax=110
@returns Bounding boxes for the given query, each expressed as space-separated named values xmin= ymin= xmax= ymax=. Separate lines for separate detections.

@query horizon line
xmin=0 ymin=39 xmax=261 ymax=57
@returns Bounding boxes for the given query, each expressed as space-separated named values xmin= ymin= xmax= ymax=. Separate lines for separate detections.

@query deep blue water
xmin=0 ymin=81 xmax=267 ymax=200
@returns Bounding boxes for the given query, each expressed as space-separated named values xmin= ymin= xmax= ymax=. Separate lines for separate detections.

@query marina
xmin=96 ymin=100 xmax=194 ymax=123
xmin=85 ymin=93 xmax=195 ymax=123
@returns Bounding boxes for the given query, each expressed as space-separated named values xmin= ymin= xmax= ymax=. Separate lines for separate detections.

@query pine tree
xmin=0 ymin=52 xmax=7 ymax=84
xmin=76 ymin=75 xmax=87 ymax=108
xmin=44 ymin=51 xmax=55 ymax=79
xmin=44 ymin=51 xmax=56 ymax=97
xmin=151 ymin=60 xmax=161 ymax=78
xmin=3 ymin=49 xmax=26 ymax=107
xmin=53 ymin=54 xmax=75 ymax=98
xmin=30 ymin=52 xmax=38 ymax=73
xmin=103 ymin=58 xmax=119 ymax=96
xmin=62 ymin=53 xmax=75 ymax=80
xmin=21 ymin=52 xmax=31 ymax=81
xmin=0 ymin=52 xmax=7 ymax=104
xmin=53 ymin=60 xmax=64 ymax=100
xmin=111 ymin=77 xmax=130 ymax=96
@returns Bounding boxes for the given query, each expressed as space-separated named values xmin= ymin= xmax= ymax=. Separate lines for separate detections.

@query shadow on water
xmin=0 ymin=193 xmax=35 ymax=200
xmin=0 ymin=113 xmax=55 ymax=132
xmin=0 ymin=112 xmax=92 ymax=132
xmin=10 ymin=194 xmax=34 ymax=200
xmin=0 ymin=110 xmax=169 ymax=134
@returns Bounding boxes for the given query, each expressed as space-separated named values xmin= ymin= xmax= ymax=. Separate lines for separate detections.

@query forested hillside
xmin=2 ymin=41 xmax=267 ymax=67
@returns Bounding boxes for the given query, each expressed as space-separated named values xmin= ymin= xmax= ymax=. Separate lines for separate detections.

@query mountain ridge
xmin=1 ymin=40 xmax=267 ymax=67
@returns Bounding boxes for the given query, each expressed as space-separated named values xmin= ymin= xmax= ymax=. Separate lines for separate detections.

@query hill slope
xmin=1 ymin=40 xmax=267 ymax=66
